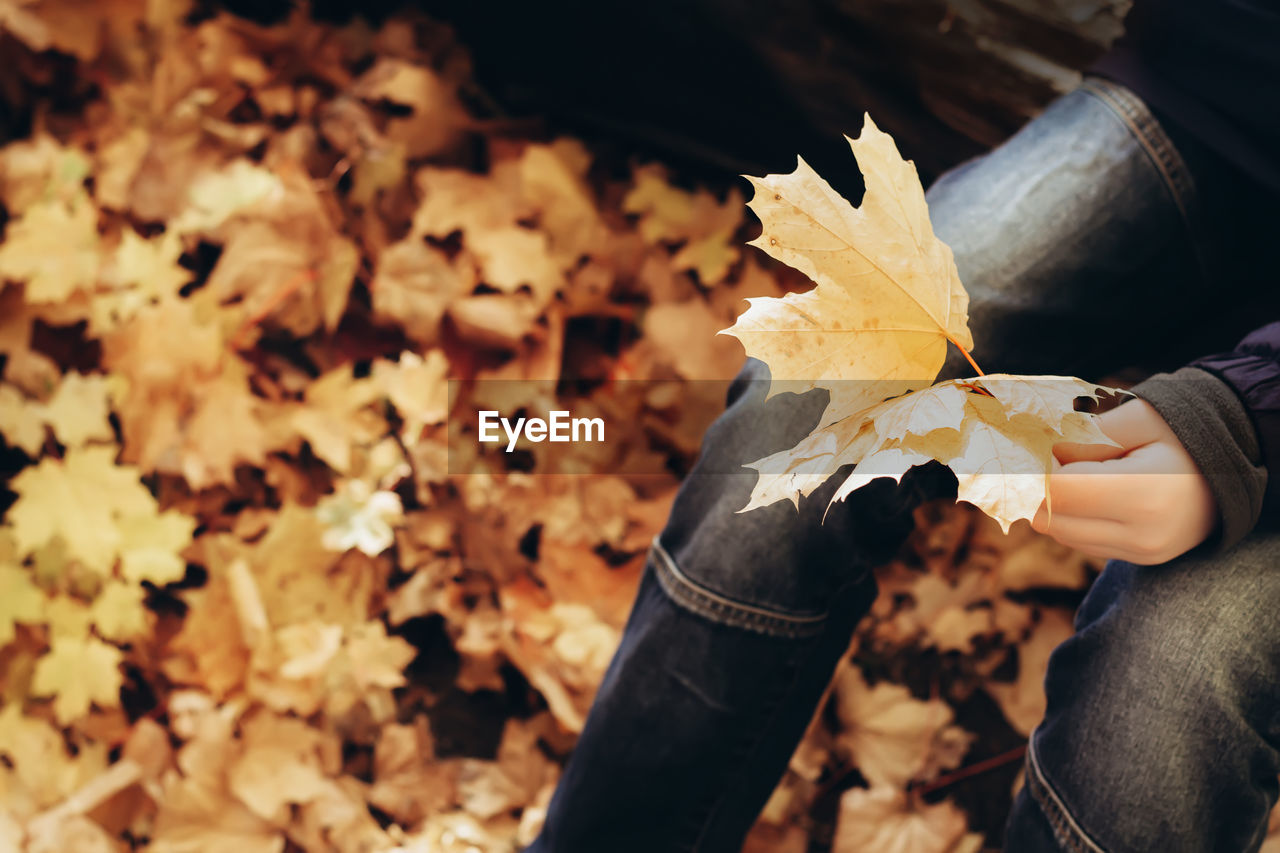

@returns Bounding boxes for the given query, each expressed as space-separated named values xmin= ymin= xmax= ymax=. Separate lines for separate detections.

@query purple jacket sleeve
xmin=1189 ymin=321 xmax=1280 ymax=527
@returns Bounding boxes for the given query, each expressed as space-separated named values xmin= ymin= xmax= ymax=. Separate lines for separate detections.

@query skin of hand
xmin=1029 ymin=398 xmax=1217 ymax=565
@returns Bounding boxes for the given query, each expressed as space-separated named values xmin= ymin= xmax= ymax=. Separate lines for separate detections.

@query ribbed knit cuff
xmin=1130 ymin=367 xmax=1267 ymax=552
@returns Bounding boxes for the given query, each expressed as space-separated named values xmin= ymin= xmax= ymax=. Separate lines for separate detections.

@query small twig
xmin=915 ymin=744 xmax=1027 ymax=797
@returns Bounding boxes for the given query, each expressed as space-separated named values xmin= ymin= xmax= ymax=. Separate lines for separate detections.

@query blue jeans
xmin=525 ymin=79 xmax=1280 ymax=852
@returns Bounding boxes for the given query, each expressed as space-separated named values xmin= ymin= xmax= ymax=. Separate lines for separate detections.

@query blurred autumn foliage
xmin=4 ymin=4 xmax=1263 ymax=853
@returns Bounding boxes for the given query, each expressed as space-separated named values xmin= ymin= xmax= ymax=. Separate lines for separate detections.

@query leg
xmin=527 ymin=359 xmax=935 ymax=853
xmin=1006 ymin=533 xmax=1280 ymax=852
xmin=528 ymin=79 xmax=1219 ymax=853
xmin=933 ymin=78 xmax=1211 ymax=379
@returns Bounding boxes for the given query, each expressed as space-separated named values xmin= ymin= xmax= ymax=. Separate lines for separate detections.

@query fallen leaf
xmin=986 ymin=607 xmax=1075 ymax=736
xmin=0 ymin=193 xmax=100 ymax=302
xmin=833 ymin=787 xmax=983 ymax=853
xmin=832 ymin=665 xmax=969 ymax=788
xmin=31 ymin=635 xmax=124 ymax=724
xmin=6 ymin=445 xmax=157 ymax=577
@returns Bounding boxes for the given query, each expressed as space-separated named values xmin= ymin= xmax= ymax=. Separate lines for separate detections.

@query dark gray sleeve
xmin=1129 ymin=366 xmax=1267 ymax=552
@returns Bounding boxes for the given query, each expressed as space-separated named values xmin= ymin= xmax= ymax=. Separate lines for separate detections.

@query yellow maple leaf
xmin=371 ymin=349 xmax=449 ymax=446
xmin=825 ymin=379 xmax=1113 ymax=532
xmin=90 ymin=229 xmax=192 ymax=333
xmin=721 ymin=115 xmax=972 ymax=425
xmin=31 ymin=634 xmax=124 ymax=724
xmin=37 ymin=372 xmax=115 ymax=449
xmin=117 ymin=509 xmax=195 ymax=585
xmin=0 ymin=562 xmax=44 ymax=645
xmin=0 ymin=383 xmax=45 ymax=455
xmin=0 ymin=134 xmax=91 ymax=214
xmin=371 ymin=239 xmax=473 ymax=343
xmin=726 ymin=119 xmax=1126 ymax=531
xmin=172 ymin=159 xmax=284 ymax=236
xmin=91 ymin=579 xmax=150 ymax=641
xmin=286 ymin=366 xmax=386 ymax=475
xmin=0 ymin=703 xmax=100 ymax=809
xmin=6 ymin=445 xmax=156 ymax=576
xmin=0 ymin=192 xmax=100 ymax=302
xmin=45 ymin=594 xmax=92 ymax=639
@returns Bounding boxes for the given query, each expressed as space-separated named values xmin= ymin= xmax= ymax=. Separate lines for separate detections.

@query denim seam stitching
xmin=1079 ymin=78 xmax=1196 ymax=233
xmin=1078 ymin=76 xmax=1216 ymax=293
xmin=650 ymin=536 xmax=828 ymax=639
xmin=1025 ymin=732 xmax=1109 ymax=853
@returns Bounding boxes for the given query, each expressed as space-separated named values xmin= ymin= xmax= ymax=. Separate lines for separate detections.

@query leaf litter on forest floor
xmin=0 ymin=4 xmax=1275 ymax=852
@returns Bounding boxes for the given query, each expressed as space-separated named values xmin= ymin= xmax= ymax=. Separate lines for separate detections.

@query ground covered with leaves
xmin=2 ymin=4 xmax=1278 ymax=853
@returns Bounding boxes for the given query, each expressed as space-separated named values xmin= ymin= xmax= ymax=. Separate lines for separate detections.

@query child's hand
xmin=1030 ymin=398 xmax=1216 ymax=565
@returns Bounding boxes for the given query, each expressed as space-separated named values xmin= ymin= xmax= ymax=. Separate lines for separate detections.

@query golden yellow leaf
xmin=0 ymin=383 xmax=45 ymax=455
xmin=518 ymin=141 xmax=607 ymax=264
xmin=725 ymin=121 xmax=1127 ymax=532
xmin=149 ymin=773 xmax=286 ymax=853
xmin=31 ymin=635 xmax=124 ymax=724
xmin=286 ymin=366 xmax=386 ymax=475
xmin=371 ymin=349 xmax=449 ymax=445
xmin=371 ymin=239 xmax=473 ymax=344
xmin=6 ymin=445 xmax=156 ymax=576
xmin=45 ymin=595 xmax=92 ymax=639
xmin=411 ymin=167 xmax=520 ymax=238
xmin=369 ymin=720 xmax=456 ymax=825
xmin=0 ymin=703 xmax=98 ymax=809
xmin=0 ymin=135 xmax=91 ymax=214
xmin=178 ymin=363 xmax=273 ymax=489
xmin=38 ymin=372 xmax=115 ymax=449
xmin=172 ymin=160 xmax=283 ymax=236
xmin=0 ymin=193 xmax=100 ymax=302
xmin=750 ymin=374 xmax=1121 ymax=531
xmin=116 ymin=509 xmax=195 ymax=586
xmin=743 ymin=419 xmax=877 ymax=510
xmin=623 ymin=164 xmax=742 ymax=284
xmin=353 ymin=58 xmax=464 ymax=159
xmin=467 ymin=225 xmax=564 ymax=305
xmin=91 ymin=230 xmax=192 ymax=334
xmin=721 ymin=115 xmax=972 ymax=423
xmin=162 ymin=561 xmax=250 ymax=698
xmin=0 ymin=562 xmax=44 ymax=645
xmin=91 ymin=579 xmax=150 ymax=641
xmin=227 ymin=711 xmax=335 ymax=823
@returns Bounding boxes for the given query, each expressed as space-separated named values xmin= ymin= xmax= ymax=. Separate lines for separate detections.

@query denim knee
xmin=1022 ymin=534 xmax=1280 ymax=852
xmin=654 ymin=359 xmax=933 ymax=631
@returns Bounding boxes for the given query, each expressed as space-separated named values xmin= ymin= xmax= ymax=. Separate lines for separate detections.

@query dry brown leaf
xmin=986 ymin=607 xmax=1075 ymax=736
xmin=832 ymin=787 xmax=983 ymax=853
xmin=832 ymin=665 xmax=970 ymax=789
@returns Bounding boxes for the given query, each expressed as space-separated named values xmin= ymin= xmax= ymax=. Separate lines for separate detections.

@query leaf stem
xmin=949 ymin=337 xmax=985 ymax=377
